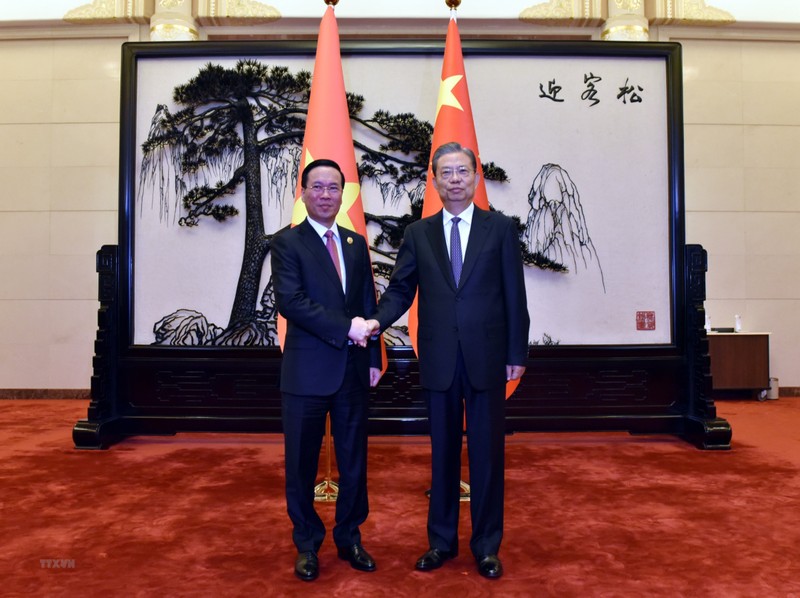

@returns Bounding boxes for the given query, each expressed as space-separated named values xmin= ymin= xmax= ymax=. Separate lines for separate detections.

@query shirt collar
xmin=306 ymin=217 xmax=340 ymax=240
xmin=442 ymin=202 xmax=475 ymax=226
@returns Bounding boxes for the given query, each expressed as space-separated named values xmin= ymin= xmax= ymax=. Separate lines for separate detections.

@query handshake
xmin=348 ymin=317 xmax=381 ymax=347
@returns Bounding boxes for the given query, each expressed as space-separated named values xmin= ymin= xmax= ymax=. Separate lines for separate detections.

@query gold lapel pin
xmin=346 ymin=237 xmax=353 ymax=245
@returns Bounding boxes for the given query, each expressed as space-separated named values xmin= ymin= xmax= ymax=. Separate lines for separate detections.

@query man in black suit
xmin=366 ymin=142 xmax=529 ymax=579
xmin=271 ymin=159 xmax=382 ymax=581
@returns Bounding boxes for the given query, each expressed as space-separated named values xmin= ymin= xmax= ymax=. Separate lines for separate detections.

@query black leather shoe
xmin=476 ymin=554 xmax=503 ymax=579
xmin=337 ymin=544 xmax=376 ymax=572
xmin=415 ymin=548 xmax=456 ymax=571
xmin=295 ymin=551 xmax=319 ymax=581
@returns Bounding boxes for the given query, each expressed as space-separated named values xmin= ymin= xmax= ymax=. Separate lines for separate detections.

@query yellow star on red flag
xmin=435 ymin=74 xmax=464 ymax=120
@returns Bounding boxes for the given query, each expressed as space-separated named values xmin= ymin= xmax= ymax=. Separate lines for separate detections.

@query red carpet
xmin=1 ymin=399 xmax=799 ymax=597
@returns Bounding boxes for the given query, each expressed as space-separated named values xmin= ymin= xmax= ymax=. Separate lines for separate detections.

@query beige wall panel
xmin=47 ymin=298 xmax=97 ymax=344
xmin=684 ymin=124 xmax=743 ymax=168
xmin=744 ymin=167 xmax=800 ymax=212
xmin=685 ymin=211 xmax=747 ymax=255
xmin=680 ymin=39 xmax=742 ymax=82
xmin=46 ymin=342 xmax=94 ymax=388
xmin=743 ymin=125 xmax=800 ymax=169
xmin=742 ymin=82 xmax=800 ymax=126
xmin=51 ymin=38 xmax=122 ymax=80
xmin=682 ymin=79 xmax=742 ymax=124
xmin=45 ymin=299 xmax=97 ymax=388
xmin=703 ymin=253 xmax=747 ymax=299
xmin=0 ymin=212 xmax=49 ymax=256
xmin=49 ymin=211 xmax=117 ymax=256
xmin=0 ymin=124 xmax=52 ymax=167
xmin=50 ymin=166 xmax=118 ymax=211
xmin=746 ymin=255 xmax=800 ymax=299
xmin=744 ymin=299 xmax=800 ymax=387
xmin=744 ymin=212 xmax=800 ymax=256
xmin=741 ymin=42 xmax=800 ymax=83
xmin=685 ymin=167 xmax=744 ymax=211
xmin=48 ymin=255 xmax=99 ymax=300
xmin=0 ymin=300 xmax=51 ymax=345
xmin=52 ymin=79 xmax=120 ymax=123
xmin=0 ymin=80 xmax=53 ymax=124
xmin=0 ymin=256 xmax=50 ymax=299
xmin=0 ymin=344 xmax=52 ymax=388
xmin=0 ymin=166 xmax=51 ymax=212
xmin=50 ymin=123 xmax=118 ymax=167
xmin=0 ymin=40 xmax=54 ymax=80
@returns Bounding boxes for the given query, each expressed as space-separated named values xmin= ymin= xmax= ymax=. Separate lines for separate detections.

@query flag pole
xmin=441 ymin=0 xmax=468 ymax=502
xmin=314 ymin=414 xmax=339 ymax=502
xmin=307 ymin=0 xmax=343 ymax=504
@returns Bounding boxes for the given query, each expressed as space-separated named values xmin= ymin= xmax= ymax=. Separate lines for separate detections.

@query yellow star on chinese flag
xmin=435 ymin=74 xmax=464 ymax=121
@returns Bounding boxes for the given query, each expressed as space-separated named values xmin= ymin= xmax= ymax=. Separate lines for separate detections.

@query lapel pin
xmin=347 ymin=237 xmax=353 ymax=245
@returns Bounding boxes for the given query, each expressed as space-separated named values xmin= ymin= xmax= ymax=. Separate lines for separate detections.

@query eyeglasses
xmin=438 ymin=167 xmax=474 ymax=179
xmin=306 ymin=184 xmax=342 ymax=195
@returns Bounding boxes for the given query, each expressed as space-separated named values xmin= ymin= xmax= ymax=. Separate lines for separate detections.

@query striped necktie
xmin=324 ymin=230 xmax=342 ymax=281
xmin=450 ymin=216 xmax=462 ymax=286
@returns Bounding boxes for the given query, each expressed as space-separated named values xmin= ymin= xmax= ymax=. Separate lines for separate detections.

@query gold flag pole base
xmin=425 ymin=480 xmax=471 ymax=502
xmin=314 ymin=478 xmax=339 ymax=502
xmin=314 ymin=414 xmax=338 ymax=502
xmin=459 ymin=480 xmax=471 ymax=502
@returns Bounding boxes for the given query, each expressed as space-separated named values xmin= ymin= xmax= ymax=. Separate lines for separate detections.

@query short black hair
xmin=431 ymin=142 xmax=477 ymax=175
xmin=301 ymin=159 xmax=346 ymax=188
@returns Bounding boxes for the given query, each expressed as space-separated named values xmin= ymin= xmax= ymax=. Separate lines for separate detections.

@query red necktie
xmin=324 ymin=230 xmax=342 ymax=281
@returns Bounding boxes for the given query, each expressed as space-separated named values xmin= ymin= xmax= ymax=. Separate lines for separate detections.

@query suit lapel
xmin=298 ymin=219 xmax=343 ymax=293
xmin=459 ymin=206 xmax=490 ymax=289
xmin=424 ymin=211 xmax=458 ymax=291
xmin=340 ymin=228 xmax=359 ymax=301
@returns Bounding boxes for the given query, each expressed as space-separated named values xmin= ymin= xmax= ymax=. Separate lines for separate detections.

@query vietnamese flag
xmin=289 ymin=6 xmax=364 ymax=233
xmin=277 ymin=5 xmax=386 ymax=374
xmin=408 ymin=13 xmax=519 ymax=398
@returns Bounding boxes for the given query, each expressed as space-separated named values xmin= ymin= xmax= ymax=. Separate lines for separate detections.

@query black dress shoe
xmin=337 ymin=543 xmax=376 ymax=572
xmin=295 ymin=551 xmax=319 ymax=581
xmin=476 ymin=554 xmax=503 ymax=579
xmin=415 ymin=548 xmax=456 ymax=571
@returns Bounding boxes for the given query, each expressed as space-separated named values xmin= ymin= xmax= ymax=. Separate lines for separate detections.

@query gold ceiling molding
xmin=646 ymin=0 xmax=735 ymax=25
xmin=615 ymin=0 xmax=643 ymax=9
xmin=195 ymin=0 xmax=281 ymax=26
xmin=519 ymin=0 xmax=607 ymax=27
xmin=64 ymin=0 xmax=154 ymax=24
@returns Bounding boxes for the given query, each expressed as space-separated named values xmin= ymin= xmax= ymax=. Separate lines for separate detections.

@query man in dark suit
xmin=271 ymin=158 xmax=382 ymax=582
xmin=366 ymin=142 xmax=529 ymax=579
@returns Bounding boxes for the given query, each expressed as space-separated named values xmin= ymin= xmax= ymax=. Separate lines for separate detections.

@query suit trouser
xmin=282 ymin=350 xmax=369 ymax=552
xmin=425 ymin=348 xmax=506 ymax=558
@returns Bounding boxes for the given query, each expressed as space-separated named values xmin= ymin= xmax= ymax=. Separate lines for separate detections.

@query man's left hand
xmin=506 ymin=365 xmax=526 ymax=381
xmin=369 ymin=367 xmax=383 ymax=388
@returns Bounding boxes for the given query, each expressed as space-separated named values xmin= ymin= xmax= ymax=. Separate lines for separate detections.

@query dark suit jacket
xmin=271 ymin=218 xmax=381 ymax=396
xmin=374 ymin=206 xmax=529 ymax=391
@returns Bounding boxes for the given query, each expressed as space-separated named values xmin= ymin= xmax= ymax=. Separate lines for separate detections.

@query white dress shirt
xmin=442 ymin=202 xmax=474 ymax=263
xmin=306 ymin=217 xmax=346 ymax=291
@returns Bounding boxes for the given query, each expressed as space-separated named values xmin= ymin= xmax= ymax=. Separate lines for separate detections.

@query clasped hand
xmin=348 ymin=317 xmax=381 ymax=348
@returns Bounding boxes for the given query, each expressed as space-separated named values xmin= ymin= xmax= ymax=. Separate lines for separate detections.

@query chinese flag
xmin=277 ymin=5 xmax=386 ymax=374
xmin=408 ymin=14 xmax=519 ymax=398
